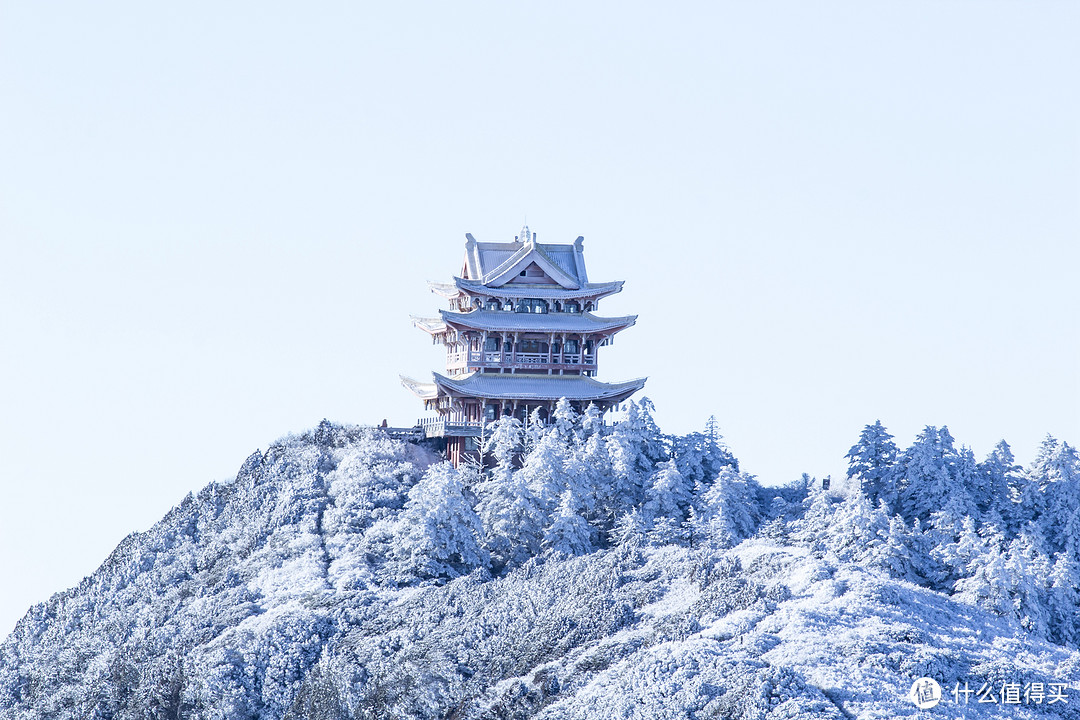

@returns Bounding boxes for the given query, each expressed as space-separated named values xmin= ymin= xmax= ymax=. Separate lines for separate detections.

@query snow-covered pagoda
xmin=402 ymin=226 xmax=646 ymax=465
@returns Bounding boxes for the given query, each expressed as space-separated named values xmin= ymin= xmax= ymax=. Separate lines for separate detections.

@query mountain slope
xmin=1 ymin=423 xmax=1078 ymax=719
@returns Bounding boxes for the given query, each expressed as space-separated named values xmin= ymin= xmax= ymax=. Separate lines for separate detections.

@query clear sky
xmin=1 ymin=1 xmax=1077 ymax=637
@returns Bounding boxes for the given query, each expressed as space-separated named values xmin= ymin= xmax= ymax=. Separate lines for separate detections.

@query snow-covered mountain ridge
xmin=2 ymin=408 xmax=1078 ymax=719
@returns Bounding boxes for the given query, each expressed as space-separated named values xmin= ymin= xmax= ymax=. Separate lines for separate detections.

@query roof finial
xmin=521 ymin=219 xmax=531 ymax=246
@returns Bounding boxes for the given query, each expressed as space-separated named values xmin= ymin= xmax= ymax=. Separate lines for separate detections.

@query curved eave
xmin=439 ymin=309 xmax=637 ymax=335
xmin=427 ymin=280 xmax=462 ymax=300
xmin=431 ymin=372 xmax=647 ymax=403
xmin=451 ymin=277 xmax=624 ymax=301
xmin=411 ymin=315 xmax=448 ymax=335
xmin=400 ymin=375 xmax=438 ymax=400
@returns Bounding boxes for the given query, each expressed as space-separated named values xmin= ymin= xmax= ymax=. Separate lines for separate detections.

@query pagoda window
xmin=565 ymin=339 xmax=579 ymax=354
xmin=484 ymin=403 xmax=498 ymax=422
xmin=484 ymin=337 xmax=499 ymax=352
xmin=516 ymin=340 xmax=548 ymax=354
xmin=584 ymin=340 xmax=594 ymax=353
xmin=486 ymin=299 xmax=501 ymax=311
xmin=551 ymin=341 xmax=561 ymax=353
xmin=515 ymin=298 xmax=547 ymax=314
xmin=502 ymin=340 xmax=512 ymax=353
xmin=564 ymin=301 xmax=580 ymax=314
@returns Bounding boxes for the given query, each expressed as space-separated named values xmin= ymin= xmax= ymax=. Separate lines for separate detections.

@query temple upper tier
xmin=402 ymin=226 xmax=647 ymax=464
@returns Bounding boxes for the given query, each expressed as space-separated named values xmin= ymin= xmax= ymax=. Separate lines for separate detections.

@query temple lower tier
xmin=401 ymin=372 xmax=647 ymax=466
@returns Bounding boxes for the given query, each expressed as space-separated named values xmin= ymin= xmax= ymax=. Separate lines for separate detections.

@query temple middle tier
xmin=411 ymin=309 xmax=637 ymax=377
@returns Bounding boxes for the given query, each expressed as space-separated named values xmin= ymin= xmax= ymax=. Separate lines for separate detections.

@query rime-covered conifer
xmin=551 ymin=397 xmax=580 ymax=445
xmin=580 ymin=402 xmax=603 ymax=437
xmin=953 ymin=534 xmax=1011 ymax=617
xmin=517 ymin=428 xmax=568 ymax=518
xmin=872 ymin=513 xmax=921 ymax=582
xmin=1047 ymin=552 xmax=1080 ymax=646
xmin=642 ymin=459 xmax=692 ymax=534
xmin=895 ymin=426 xmax=969 ymax=526
xmin=672 ymin=423 xmax=737 ymax=489
xmin=844 ymin=420 xmax=898 ymax=510
xmin=637 ymin=397 xmax=668 ymax=464
xmin=386 ymin=462 xmax=487 ymax=584
xmin=476 ymin=416 xmax=545 ymax=570
xmin=934 ymin=515 xmax=982 ymax=589
xmin=1023 ymin=436 xmax=1080 ymax=556
xmin=699 ymin=467 xmax=760 ymax=548
xmin=605 ymin=402 xmax=650 ymax=514
xmin=612 ymin=508 xmax=646 ymax=547
xmin=524 ymin=407 xmax=546 ymax=450
xmin=978 ymin=440 xmax=1023 ymax=533
xmin=542 ymin=490 xmax=594 ymax=556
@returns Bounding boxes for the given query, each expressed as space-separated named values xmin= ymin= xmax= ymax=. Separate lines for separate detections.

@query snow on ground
xmin=525 ymin=541 xmax=1080 ymax=718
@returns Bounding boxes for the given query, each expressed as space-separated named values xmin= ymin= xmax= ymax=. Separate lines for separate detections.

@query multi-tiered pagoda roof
xmin=402 ymin=226 xmax=646 ymax=464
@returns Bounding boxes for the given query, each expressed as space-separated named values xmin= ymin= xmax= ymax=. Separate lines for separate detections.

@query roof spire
xmin=521 ymin=220 xmax=532 ymax=246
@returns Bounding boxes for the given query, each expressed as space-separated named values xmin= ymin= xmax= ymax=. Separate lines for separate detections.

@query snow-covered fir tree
xmin=642 ymin=459 xmax=692 ymax=535
xmin=542 ymin=489 xmax=594 ymax=556
xmin=476 ymin=416 xmax=546 ymax=570
xmin=1022 ymin=436 xmax=1080 ymax=556
xmin=384 ymin=462 xmax=487 ymax=584
xmin=894 ymin=425 xmax=970 ymax=526
xmin=612 ymin=507 xmax=647 ymax=547
xmin=977 ymin=439 xmax=1024 ymax=532
xmin=844 ymin=419 xmax=898 ymax=509
xmin=603 ymin=401 xmax=654 ymax=515
xmin=516 ymin=427 xmax=570 ymax=519
xmin=550 ymin=397 xmax=580 ymax=445
xmin=698 ymin=467 xmax=760 ymax=548
xmin=671 ymin=417 xmax=737 ymax=489
xmin=1046 ymin=551 xmax=1080 ymax=645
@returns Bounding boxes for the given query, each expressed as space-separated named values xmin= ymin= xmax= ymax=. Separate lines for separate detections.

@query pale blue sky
xmin=1 ymin=1 xmax=1077 ymax=636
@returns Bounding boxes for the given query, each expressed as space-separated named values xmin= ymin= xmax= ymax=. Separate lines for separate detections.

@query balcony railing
xmin=447 ymin=351 xmax=597 ymax=370
xmin=418 ymin=416 xmax=484 ymax=438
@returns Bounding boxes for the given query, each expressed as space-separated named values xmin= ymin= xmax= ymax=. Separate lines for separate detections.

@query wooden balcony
xmin=418 ymin=416 xmax=483 ymax=438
